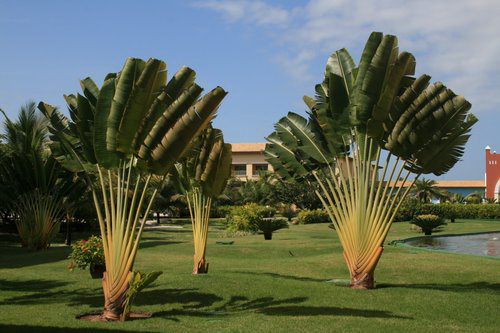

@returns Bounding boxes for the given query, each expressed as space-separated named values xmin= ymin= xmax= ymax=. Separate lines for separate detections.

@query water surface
xmin=405 ymin=232 xmax=500 ymax=257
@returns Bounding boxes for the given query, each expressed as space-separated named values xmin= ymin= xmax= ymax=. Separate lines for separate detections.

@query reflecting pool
xmin=405 ymin=232 xmax=500 ymax=257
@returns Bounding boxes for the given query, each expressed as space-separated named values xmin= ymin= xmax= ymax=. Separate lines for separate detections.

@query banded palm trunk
xmin=92 ymin=162 xmax=157 ymax=320
xmin=186 ymin=188 xmax=211 ymax=274
xmin=314 ymin=139 xmax=417 ymax=289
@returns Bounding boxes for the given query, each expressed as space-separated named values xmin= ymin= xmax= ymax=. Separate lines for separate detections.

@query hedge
xmin=395 ymin=202 xmax=500 ymax=222
xmin=296 ymin=209 xmax=330 ymax=224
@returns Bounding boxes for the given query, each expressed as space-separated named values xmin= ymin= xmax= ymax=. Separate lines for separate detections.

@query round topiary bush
xmin=411 ymin=214 xmax=446 ymax=235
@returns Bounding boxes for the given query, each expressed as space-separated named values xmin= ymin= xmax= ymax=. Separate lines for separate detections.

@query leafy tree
xmin=265 ymin=32 xmax=476 ymax=289
xmin=40 ymin=58 xmax=227 ymax=320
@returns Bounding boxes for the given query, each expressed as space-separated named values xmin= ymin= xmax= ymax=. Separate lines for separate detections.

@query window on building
xmin=232 ymin=164 xmax=246 ymax=176
xmin=252 ymin=164 xmax=268 ymax=176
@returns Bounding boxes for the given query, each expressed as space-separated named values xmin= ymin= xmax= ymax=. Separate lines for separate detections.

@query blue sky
xmin=1 ymin=0 xmax=499 ymax=181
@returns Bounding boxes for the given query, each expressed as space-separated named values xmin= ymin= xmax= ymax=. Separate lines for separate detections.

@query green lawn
xmin=1 ymin=219 xmax=499 ymax=332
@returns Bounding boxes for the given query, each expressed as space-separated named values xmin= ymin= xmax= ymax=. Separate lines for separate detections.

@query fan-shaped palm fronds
xmin=265 ymin=32 xmax=476 ymax=289
xmin=171 ymin=125 xmax=232 ymax=274
xmin=40 ymin=58 xmax=227 ymax=320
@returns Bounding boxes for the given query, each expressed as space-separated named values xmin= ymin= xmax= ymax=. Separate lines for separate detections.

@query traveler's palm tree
xmin=0 ymin=103 xmax=71 ymax=249
xmin=40 ymin=58 xmax=227 ymax=320
xmin=171 ymin=125 xmax=231 ymax=274
xmin=265 ymin=32 xmax=476 ymax=289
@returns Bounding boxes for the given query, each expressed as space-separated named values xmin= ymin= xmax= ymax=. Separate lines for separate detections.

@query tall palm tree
xmin=41 ymin=58 xmax=227 ymax=320
xmin=411 ymin=179 xmax=448 ymax=203
xmin=265 ymin=32 xmax=476 ymax=289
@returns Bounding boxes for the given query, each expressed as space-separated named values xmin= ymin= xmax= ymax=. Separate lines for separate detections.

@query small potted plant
xmin=68 ymin=235 xmax=105 ymax=279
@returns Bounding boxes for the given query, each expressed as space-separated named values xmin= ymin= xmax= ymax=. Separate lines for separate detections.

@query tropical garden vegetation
xmin=1 ymin=32 xmax=498 ymax=332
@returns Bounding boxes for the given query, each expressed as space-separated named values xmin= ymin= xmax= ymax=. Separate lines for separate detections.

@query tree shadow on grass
xmin=0 ymin=278 xmax=71 ymax=293
xmin=0 ymin=324 xmax=156 ymax=333
xmin=0 ymin=246 xmax=70 ymax=269
xmin=378 ymin=281 xmax=500 ymax=294
xmin=155 ymin=295 xmax=308 ymax=321
xmin=231 ymin=271 xmax=330 ymax=283
xmin=138 ymin=240 xmax=183 ymax=249
xmin=155 ymin=294 xmax=410 ymax=321
xmin=259 ymin=305 xmax=411 ymax=318
xmin=0 ymin=283 xmax=223 ymax=312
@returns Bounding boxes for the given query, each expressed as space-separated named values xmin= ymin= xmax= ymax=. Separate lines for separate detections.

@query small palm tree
xmin=465 ymin=191 xmax=483 ymax=204
xmin=171 ymin=126 xmax=231 ymax=274
xmin=0 ymin=102 xmax=72 ymax=250
xmin=411 ymin=179 xmax=448 ymax=203
xmin=450 ymin=193 xmax=465 ymax=204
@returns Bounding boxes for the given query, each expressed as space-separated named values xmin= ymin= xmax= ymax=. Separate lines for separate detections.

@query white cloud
xmin=196 ymin=0 xmax=500 ymax=113
xmin=192 ymin=0 xmax=290 ymax=26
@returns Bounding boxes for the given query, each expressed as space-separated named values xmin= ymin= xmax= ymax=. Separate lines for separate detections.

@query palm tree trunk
xmin=345 ymin=247 xmax=383 ymax=289
xmin=65 ymin=210 xmax=72 ymax=246
xmin=102 ymin=272 xmax=130 ymax=321
xmin=187 ymin=189 xmax=211 ymax=275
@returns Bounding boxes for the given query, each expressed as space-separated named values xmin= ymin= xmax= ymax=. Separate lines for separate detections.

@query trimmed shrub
xmin=253 ymin=218 xmax=289 ymax=240
xmin=297 ymin=209 xmax=330 ymax=224
xmin=418 ymin=204 xmax=500 ymax=220
xmin=395 ymin=202 xmax=500 ymax=222
xmin=411 ymin=214 xmax=446 ymax=235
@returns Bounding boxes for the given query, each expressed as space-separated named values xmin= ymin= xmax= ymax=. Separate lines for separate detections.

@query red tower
xmin=485 ymin=146 xmax=500 ymax=199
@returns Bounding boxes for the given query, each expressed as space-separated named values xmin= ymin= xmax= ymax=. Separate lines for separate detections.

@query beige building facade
xmin=230 ymin=143 xmax=272 ymax=180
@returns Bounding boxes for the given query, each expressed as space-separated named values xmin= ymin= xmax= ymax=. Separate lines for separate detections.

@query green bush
xmin=297 ymin=209 xmax=330 ymax=224
xmin=418 ymin=203 xmax=500 ymax=220
xmin=394 ymin=202 xmax=500 ymax=222
xmin=253 ymin=218 xmax=289 ymax=240
xmin=210 ymin=205 xmax=233 ymax=218
xmin=394 ymin=197 xmax=421 ymax=222
xmin=225 ymin=204 xmax=272 ymax=232
xmin=411 ymin=214 xmax=446 ymax=235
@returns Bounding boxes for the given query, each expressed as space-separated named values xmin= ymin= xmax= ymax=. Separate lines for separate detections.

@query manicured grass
xmin=1 ymin=219 xmax=499 ymax=332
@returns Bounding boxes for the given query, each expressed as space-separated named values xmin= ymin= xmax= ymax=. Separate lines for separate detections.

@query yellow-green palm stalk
xmin=14 ymin=190 xmax=64 ymax=250
xmin=265 ymin=32 xmax=476 ymax=289
xmin=39 ymin=58 xmax=227 ymax=319
xmin=172 ymin=126 xmax=232 ymax=274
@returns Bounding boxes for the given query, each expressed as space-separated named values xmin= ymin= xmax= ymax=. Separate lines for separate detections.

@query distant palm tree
xmin=465 ymin=191 xmax=483 ymax=204
xmin=0 ymin=102 xmax=74 ymax=249
xmin=450 ymin=193 xmax=465 ymax=204
xmin=411 ymin=179 xmax=448 ymax=203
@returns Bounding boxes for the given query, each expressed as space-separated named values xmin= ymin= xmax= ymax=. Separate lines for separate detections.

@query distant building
xmin=230 ymin=143 xmax=272 ymax=180
xmin=230 ymin=142 xmax=486 ymax=199
xmin=485 ymin=146 xmax=500 ymax=199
